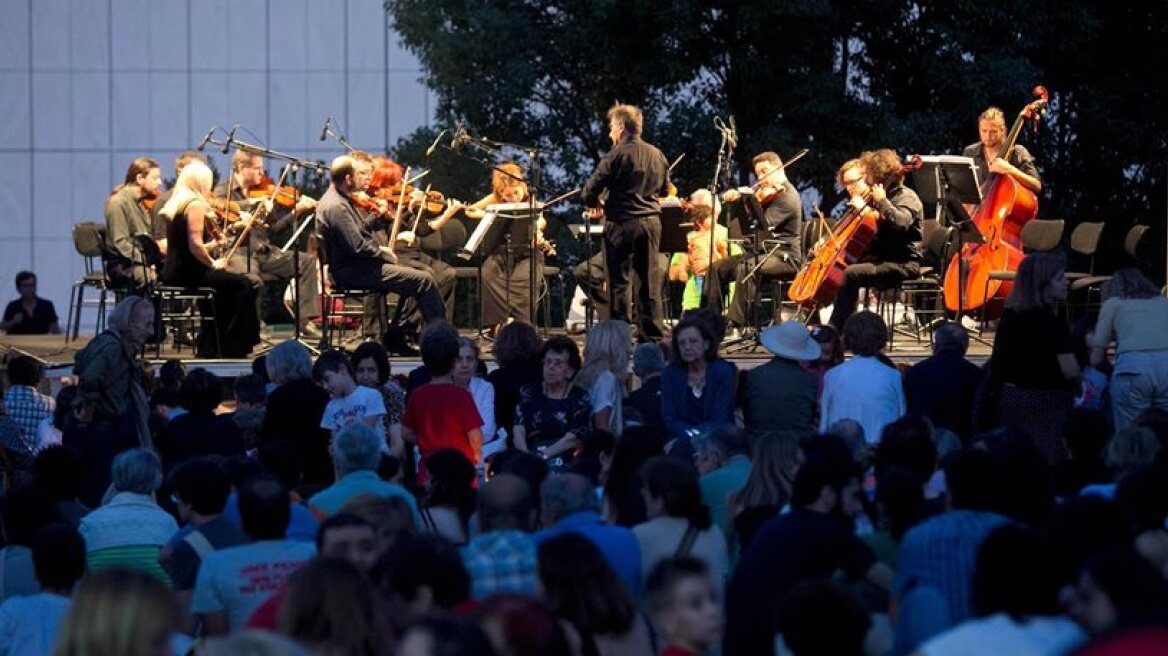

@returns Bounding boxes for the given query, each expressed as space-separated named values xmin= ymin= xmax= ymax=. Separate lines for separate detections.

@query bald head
xmin=330 ymin=155 xmax=357 ymax=186
xmin=540 ymin=473 xmax=598 ymax=525
xmin=479 ymin=473 xmax=534 ymax=532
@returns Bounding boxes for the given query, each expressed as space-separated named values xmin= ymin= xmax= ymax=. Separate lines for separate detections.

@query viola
xmin=249 ymin=174 xmax=300 ymax=209
xmin=942 ymin=86 xmax=1049 ymax=318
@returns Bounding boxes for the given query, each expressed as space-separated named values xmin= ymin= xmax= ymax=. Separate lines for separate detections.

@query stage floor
xmin=1 ymin=321 xmax=995 ymax=383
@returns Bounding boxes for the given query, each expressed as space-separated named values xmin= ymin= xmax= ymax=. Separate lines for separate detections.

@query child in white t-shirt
xmin=314 ymin=350 xmax=387 ymax=451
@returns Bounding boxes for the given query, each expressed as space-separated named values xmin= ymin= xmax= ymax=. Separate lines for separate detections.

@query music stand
xmin=658 ymin=197 xmax=689 ymax=254
xmin=910 ymin=156 xmax=985 ymax=323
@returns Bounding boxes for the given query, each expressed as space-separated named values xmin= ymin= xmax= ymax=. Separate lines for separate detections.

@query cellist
xmin=962 ymin=107 xmax=1043 ymax=195
xmin=828 ymin=150 xmax=924 ymax=330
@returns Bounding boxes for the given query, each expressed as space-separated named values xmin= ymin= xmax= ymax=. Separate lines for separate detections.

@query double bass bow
xmin=942 ymin=86 xmax=1049 ymax=317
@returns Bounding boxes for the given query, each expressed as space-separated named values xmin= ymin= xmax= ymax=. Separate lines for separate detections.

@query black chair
xmin=133 ymin=234 xmax=221 ymax=357
xmin=1066 ymin=222 xmax=1109 ymax=318
xmin=67 ymin=222 xmax=114 ymax=342
xmin=979 ymin=218 xmax=1065 ymax=328
xmin=314 ymin=235 xmax=388 ymax=349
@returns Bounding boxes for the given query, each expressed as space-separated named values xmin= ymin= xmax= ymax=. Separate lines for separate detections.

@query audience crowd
xmin=0 ymin=254 xmax=1166 ymax=655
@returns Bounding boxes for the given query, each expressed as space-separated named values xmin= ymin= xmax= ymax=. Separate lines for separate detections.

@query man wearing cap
xmin=740 ymin=321 xmax=820 ymax=439
xmin=626 ymin=343 xmax=667 ymax=434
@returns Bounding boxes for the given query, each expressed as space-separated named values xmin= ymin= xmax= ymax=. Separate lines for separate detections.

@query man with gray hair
xmin=531 ymin=472 xmax=642 ymax=596
xmin=78 ymin=448 xmax=178 ymax=582
xmin=68 ymin=295 xmax=155 ymax=506
xmin=903 ymin=322 xmax=983 ymax=441
xmin=259 ymin=340 xmax=332 ymax=485
xmin=307 ymin=423 xmax=419 ymax=522
xmin=627 ymin=342 xmax=666 ymax=432
xmin=694 ymin=425 xmax=752 ymax=531
xmin=461 ymin=473 xmax=539 ymax=599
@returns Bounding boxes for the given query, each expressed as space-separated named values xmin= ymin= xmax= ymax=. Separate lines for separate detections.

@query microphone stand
xmin=703 ymin=121 xmax=733 ymax=312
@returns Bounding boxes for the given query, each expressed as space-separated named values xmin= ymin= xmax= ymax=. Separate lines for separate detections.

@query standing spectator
xmin=53 ymin=568 xmax=184 ymax=656
xmin=821 ymin=310 xmax=905 ymax=445
xmin=694 ymin=424 xmax=752 ymax=534
xmin=260 ymin=340 xmax=332 ymax=486
xmin=352 ymin=341 xmax=407 ymax=459
xmin=68 ymin=295 xmax=156 ymax=505
xmin=513 ymin=336 xmax=592 ymax=458
xmin=626 ymin=342 xmax=666 ymax=434
xmin=314 ymin=349 xmax=387 ymax=448
xmin=228 ymin=374 xmax=266 ymax=452
xmin=307 ymin=423 xmax=419 ymax=522
xmin=1088 ymin=268 xmax=1168 ymax=430
xmin=904 ymin=322 xmax=984 ymax=441
xmin=661 ymin=317 xmax=738 ymax=460
xmin=533 ymin=472 xmax=643 ymax=598
xmin=634 ymin=457 xmax=729 ymax=599
xmin=164 ymin=458 xmax=244 ymax=611
xmin=418 ymin=449 xmax=477 ymax=546
xmin=573 ymin=320 xmax=631 ymax=436
xmin=3 ymin=355 xmax=55 ymax=450
xmin=161 ymin=368 xmax=245 ymax=468
xmin=403 ymin=322 xmax=484 ymax=481
xmin=646 ymin=558 xmax=724 ymax=656
xmin=191 ymin=475 xmax=316 ymax=634
xmin=454 ymin=337 xmax=498 ymax=459
xmin=1 ymin=272 xmax=59 ymax=335
xmin=741 ymin=321 xmax=820 ymax=439
xmin=0 ymin=524 xmax=84 ymax=656
xmin=462 ymin=473 xmax=540 ymax=599
xmin=78 ymin=448 xmax=178 ymax=582
xmin=989 ymin=251 xmax=1079 ymax=464
xmin=487 ymin=320 xmax=544 ymax=439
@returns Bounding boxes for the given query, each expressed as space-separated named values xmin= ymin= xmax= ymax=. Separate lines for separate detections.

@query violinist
xmin=827 ymin=150 xmax=923 ymax=331
xmin=216 ymin=150 xmax=322 ymax=338
xmin=157 ymin=160 xmax=261 ymax=358
xmin=104 ymin=157 xmax=162 ymax=292
xmin=150 ymin=150 xmax=207 ymax=257
xmin=668 ymin=189 xmax=731 ymax=311
xmin=718 ymin=151 xmax=803 ymax=331
xmin=962 ymin=106 xmax=1042 ymax=196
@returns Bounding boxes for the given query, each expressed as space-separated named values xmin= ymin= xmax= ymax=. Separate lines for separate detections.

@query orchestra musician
xmin=104 ymin=158 xmax=163 ymax=292
xmin=315 ymin=154 xmax=445 ymax=354
xmin=668 ymin=189 xmax=731 ymax=312
xmin=962 ymin=106 xmax=1043 ymax=195
xmin=151 ymin=151 xmax=207 ymax=257
xmin=430 ymin=162 xmax=546 ymax=335
xmin=157 ymin=160 xmax=261 ymax=358
xmin=217 ymin=150 xmax=322 ymax=338
xmin=582 ymin=103 xmax=670 ymax=342
xmin=828 ymin=150 xmax=924 ymax=331
xmin=717 ymin=151 xmax=803 ymax=330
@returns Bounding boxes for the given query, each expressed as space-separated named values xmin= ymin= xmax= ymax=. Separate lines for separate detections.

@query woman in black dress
xmin=157 ymin=160 xmax=260 ymax=358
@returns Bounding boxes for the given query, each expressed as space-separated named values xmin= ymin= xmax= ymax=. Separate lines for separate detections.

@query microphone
xmin=195 ymin=126 xmax=217 ymax=151
xmin=425 ymin=129 xmax=449 ymax=157
xmin=450 ymin=127 xmax=470 ymax=149
xmin=221 ymin=125 xmax=238 ymax=154
xmin=318 ymin=117 xmax=331 ymax=142
xmin=727 ymin=116 xmax=738 ymax=149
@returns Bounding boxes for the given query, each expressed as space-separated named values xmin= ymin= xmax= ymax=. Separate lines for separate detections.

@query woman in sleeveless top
xmin=157 ymin=161 xmax=260 ymax=358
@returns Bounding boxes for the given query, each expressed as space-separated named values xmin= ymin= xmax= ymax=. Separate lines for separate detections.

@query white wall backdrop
xmin=0 ymin=0 xmax=434 ymax=327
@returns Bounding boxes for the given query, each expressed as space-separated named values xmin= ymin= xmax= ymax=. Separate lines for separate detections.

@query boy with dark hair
xmin=403 ymin=321 xmax=483 ymax=480
xmin=646 ymin=557 xmax=724 ymax=656
xmin=313 ymin=349 xmax=387 ymax=448
xmin=229 ymin=373 xmax=267 ymax=450
xmin=165 ymin=458 xmax=244 ymax=598
xmin=3 ymin=354 xmax=54 ymax=452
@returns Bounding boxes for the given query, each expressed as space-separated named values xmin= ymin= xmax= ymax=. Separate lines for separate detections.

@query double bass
xmin=943 ymin=87 xmax=1049 ymax=317
xmin=787 ymin=156 xmax=923 ymax=314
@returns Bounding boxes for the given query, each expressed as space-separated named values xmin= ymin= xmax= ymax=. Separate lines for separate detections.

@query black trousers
xmin=482 ymin=250 xmax=544 ymax=326
xmin=714 ymin=251 xmax=801 ymax=327
xmin=604 ymin=216 xmax=666 ymax=341
xmin=335 ymin=261 xmax=444 ymax=336
xmin=828 ymin=260 xmax=920 ymax=330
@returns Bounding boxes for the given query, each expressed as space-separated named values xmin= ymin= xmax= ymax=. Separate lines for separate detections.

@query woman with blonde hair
xmin=54 ymin=568 xmax=183 ymax=656
xmin=158 ymin=160 xmax=260 ymax=358
xmin=573 ymin=320 xmax=631 ymax=435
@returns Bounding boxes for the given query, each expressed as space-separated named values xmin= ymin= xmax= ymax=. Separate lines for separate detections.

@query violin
xmin=249 ymin=174 xmax=300 ymax=209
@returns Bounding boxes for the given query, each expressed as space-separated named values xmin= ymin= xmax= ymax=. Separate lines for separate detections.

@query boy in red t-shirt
xmin=403 ymin=321 xmax=483 ymax=480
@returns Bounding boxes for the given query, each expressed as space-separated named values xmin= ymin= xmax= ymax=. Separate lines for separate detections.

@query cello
xmin=787 ymin=156 xmax=923 ymax=315
xmin=943 ymin=86 xmax=1049 ymax=317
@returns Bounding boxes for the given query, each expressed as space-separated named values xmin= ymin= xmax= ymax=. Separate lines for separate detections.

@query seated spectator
xmin=191 ymin=475 xmax=316 ymax=634
xmin=1116 ymin=466 xmax=1168 ymax=579
xmin=725 ymin=432 xmax=801 ymax=553
xmin=538 ymin=533 xmax=654 ymax=655
xmin=462 ymin=473 xmax=539 ymax=599
xmin=54 ymin=568 xmax=187 ymax=656
xmin=903 ymin=322 xmax=984 ymax=442
xmin=803 ymin=324 xmax=844 ymax=402
xmin=533 ymin=472 xmax=643 ymax=598
xmin=276 ymin=557 xmax=389 ymax=656
xmin=78 ymin=448 xmax=178 ymax=582
xmin=513 ymin=336 xmax=591 ymax=458
xmin=775 ymin=580 xmax=871 ymax=656
xmin=0 ymin=524 xmax=85 ymax=656
xmin=161 ymin=368 xmax=245 ymax=468
xmin=742 ymin=321 xmax=821 ymax=439
xmin=199 ymin=631 xmax=309 ymax=656
xmin=601 ymin=427 xmax=664 ymax=528
xmin=487 ymin=320 xmax=544 ymax=440
xmin=156 ymin=359 xmax=188 ymax=421
xmin=454 ymin=337 xmax=498 ymax=459
xmin=372 ymin=534 xmax=472 ymax=630
xmin=570 ymin=429 xmax=616 ymax=486
xmin=1 ymin=271 xmax=59 ymax=335
xmin=396 ymin=617 xmax=497 ymax=656
xmin=0 ymin=485 xmax=57 ymax=601
xmin=31 ymin=446 xmax=90 ymax=529
xmin=473 ymin=594 xmax=572 ymax=656
xmin=874 ymin=415 xmax=941 ymax=516
xmin=352 ymin=341 xmax=407 ymax=460
xmin=314 ymin=349 xmax=387 ymax=449
xmin=34 ymin=384 xmax=78 ymax=455
xmin=403 ymin=321 xmax=484 ymax=481
xmin=418 ymin=449 xmax=476 ymax=546
xmin=1062 ymin=548 xmax=1168 ymax=642
xmin=724 ymin=450 xmax=892 ymax=655
xmin=646 ymin=557 xmax=724 ymax=656
xmin=165 ymin=458 xmax=244 ymax=607
xmin=626 ymin=342 xmax=666 ymax=434
xmin=1053 ymin=408 xmax=1112 ymax=499
xmin=260 ymin=340 xmax=333 ymax=486
xmin=341 ymin=494 xmax=417 ymax=555
xmin=634 ymin=457 xmax=729 ymax=599
xmin=977 ymin=427 xmax=1057 ymax=528
xmin=661 ymin=317 xmax=737 ymax=460
xmin=307 ymin=423 xmax=419 ymax=523
xmin=1081 ymin=426 xmax=1162 ymax=500
xmin=229 ymin=374 xmax=266 ymax=452
xmin=695 ymin=425 xmax=752 ymax=533
xmin=486 ymin=449 xmax=550 ymax=510
xmin=2 ymin=355 xmax=55 ymax=456
xmin=821 ymin=311 xmax=905 ymax=445
xmin=573 ymin=320 xmax=631 ymax=436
